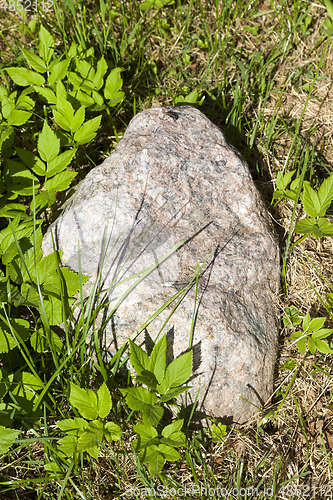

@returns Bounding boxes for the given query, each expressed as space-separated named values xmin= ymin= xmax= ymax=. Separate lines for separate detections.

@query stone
xmin=43 ymin=105 xmax=280 ymax=424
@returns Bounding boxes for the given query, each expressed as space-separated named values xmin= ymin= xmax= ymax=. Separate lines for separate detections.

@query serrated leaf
xmin=283 ymin=306 xmax=302 ymax=327
xmin=159 ymin=385 xmax=191 ymax=402
xmin=0 ymin=328 xmax=16 ymax=353
xmin=149 ymin=335 xmax=166 ymax=383
xmin=133 ymin=423 xmax=158 ymax=441
xmin=69 ymin=89 xmax=95 ymax=106
xmin=68 ymin=72 xmax=95 ymax=92
xmin=39 ymin=25 xmax=55 ymax=65
xmin=60 ymin=266 xmax=89 ymax=296
xmin=313 ymin=218 xmax=333 ymax=238
xmin=44 ymin=171 xmax=77 ymax=192
xmin=57 ymin=417 xmax=88 ymax=435
xmin=93 ymin=56 xmax=108 ymax=90
xmin=303 ymin=183 xmax=321 ymax=217
xmin=315 ymin=339 xmax=332 ymax=354
xmin=142 ymin=404 xmax=164 ymax=426
xmin=74 ymin=115 xmax=102 ymax=145
xmin=147 ymin=450 xmax=165 ymax=476
xmin=43 ymin=296 xmax=74 ymax=325
xmin=46 ymin=149 xmax=77 ymax=177
xmin=69 ymin=106 xmax=85 ymax=133
xmin=0 ymin=426 xmax=20 ymax=454
xmin=30 ymin=329 xmax=62 ymax=353
xmin=295 ymin=218 xmax=317 ymax=235
xmin=210 ymin=422 xmax=227 ymax=443
xmin=317 ymin=173 xmax=333 ymax=216
xmin=57 ymin=435 xmax=77 ymax=457
xmin=31 ymin=189 xmax=56 ymax=211
xmin=0 ymin=86 xmax=8 ymax=101
xmin=297 ymin=337 xmax=307 ymax=354
xmin=6 ymin=68 xmax=45 ymax=87
xmin=76 ymin=420 xmax=103 ymax=458
xmin=307 ymin=317 xmax=326 ymax=333
xmin=48 ymin=58 xmax=70 ymax=84
xmin=7 ymin=109 xmax=32 ymax=126
xmin=33 ymin=86 xmax=57 ymax=104
xmin=16 ymin=147 xmax=46 ymax=176
xmin=276 ymin=170 xmax=296 ymax=191
xmin=104 ymin=67 xmax=124 ymax=102
xmin=120 ymin=386 xmax=157 ymax=411
xmin=97 ymin=382 xmax=112 ymax=418
xmin=38 ymin=121 xmax=60 ymax=163
xmin=157 ymin=350 xmax=192 ymax=395
xmin=129 ymin=339 xmax=150 ymax=375
xmin=104 ymin=422 xmax=121 ymax=441
xmin=69 ymin=382 xmax=99 ymax=420
xmin=22 ymin=49 xmax=47 ymax=73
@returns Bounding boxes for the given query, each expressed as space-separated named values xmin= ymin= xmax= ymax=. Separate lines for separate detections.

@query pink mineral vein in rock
xmin=43 ymin=105 xmax=280 ymax=424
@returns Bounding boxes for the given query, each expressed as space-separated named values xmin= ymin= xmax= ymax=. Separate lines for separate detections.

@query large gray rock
xmin=43 ymin=106 xmax=280 ymax=424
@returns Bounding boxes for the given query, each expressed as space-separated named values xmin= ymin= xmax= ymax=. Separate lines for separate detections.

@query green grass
xmin=1 ymin=0 xmax=333 ymax=498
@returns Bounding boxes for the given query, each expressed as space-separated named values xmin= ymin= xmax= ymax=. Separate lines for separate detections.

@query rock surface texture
xmin=43 ymin=105 xmax=280 ymax=424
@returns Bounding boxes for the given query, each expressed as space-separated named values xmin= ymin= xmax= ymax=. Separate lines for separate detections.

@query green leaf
xmin=69 ymin=106 xmax=85 ymax=133
xmin=157 ymin=350 xmax=192 ymax=395
xmin=57 ymin=417 xmax=88 ymax=435
xmin=129 ymin=339 xmax=150 ymax=375
xmin=57 ymin=435 xmax=77 ymax=457
xmin=313 ymin=218 xmax=333 ymax=238
xmin=39 ymin=25 xmax=55 ymax=65
xmin=308 ymin=336 xmax=316 ymax=354
xmin=142 ymin=404 xmax=164 ymax=426
xmin=295 ymin=218 xmax=317 ymax=235
xmin=315 ymin=339 xmax=332 ymax=354
xmin=76 ymin=420 xmax=103 ymax=458
xmin=209 ymin=422 xmax=227 ymax=443
xmin=69 ymin=382 xmax=99 ymax=420
xmin=104 ymin=67 xmax=125 ymax=105
xmin=22 ymin=48 xmax=47 ymax=73
xmin=33 ymin=86 xmax=57 ymax=104
xmin=6 ymin=68 xmax=45 ymax=87
xmin=73 ymin=115 xmax=102 ymax=145
xmin=0 ymin=328 xmax=16 ymax=353
xmin=44 ymin=171 xmax=77 ymax=192
xmin=38 ymin=121 xmax=60 ymax=163
xmin=70 ymin=89 xmax=95 ymax=106
xmin=159 ymin=385 xmax=192 ymax=402
xmin=312 ymin=328 xmax=333 ymax=339
xmin=31 ymin=189 xmax=56 ymax=211
xmin=276 ymin=170 xmax=296 ymax=191
xmin=297 ymin=337 xmax=307 ymax=354
xmin=120 ymin=386 xmax=157 ymax=411
xmin=93 ymin=56 xmax=108 ymax=90
xmin=283 ymin=306 xmax=302 ymax=327
xmin=43 ymin=296 xmax=74 ymax=325
xmin=16 ymin=148 xmax=46 ymax=176
xmin=7 ymin=109 xmax=32 ymax=126
xmin=303 ymin=182 xmax=321 ymax=218
xmin=303 ymin=313 xmax=311 ymax=331
xmin=161 ymin=419 xmax=185 ymax=447
xmin=307 ymin=317 xmax=326 ymax=333
xmin=104 ymin=422 xmax=121 ymax=441
xmin=30 ymin=329 xmax=63 ymax=353
xmin=0 ymin=426 xmax=20 ymax=454
xmin=60 ymin=266 xmax=89 ymax=296
xmin=317 ymin=173 xmax=333 ymax=216
xmin=68 ymin=71 xmax=95 ymax=92
xmin=324 ymin=0 xmax=333 ymax=21
xmin=147 ymin=449 xmax=165 ymax=476
xmin=53 ymin=96 xmax=74 ymax=131
xmin=46 ymin=149 xmax=77 ymax=177
xmin=133 ymin=423 xmax=158 ymax=443
xmin=97 ymin=382 xmax=112 ymax=418
xmin=48 ymin=58 xmax=70 ymax=84
xmin=149 ymin=335 xmax=167 ymax=383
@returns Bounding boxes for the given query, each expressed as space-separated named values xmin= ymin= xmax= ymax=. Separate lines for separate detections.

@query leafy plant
xmin=120 ymin=335 xmax=192 ymax=476
xmin=56 ymin=382 xmax=121 ymax=461
xmin=290 ymin=312 xmax=332 ymax=355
